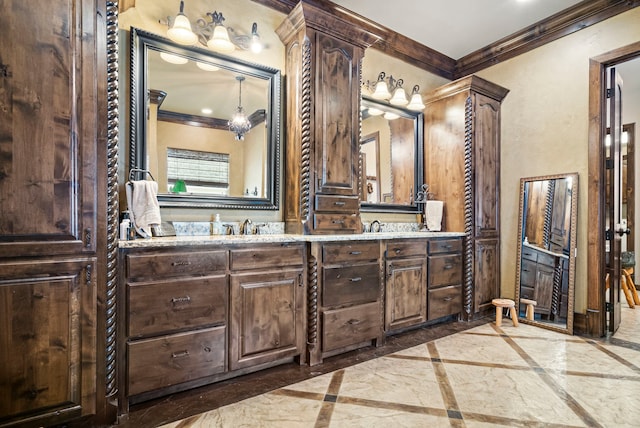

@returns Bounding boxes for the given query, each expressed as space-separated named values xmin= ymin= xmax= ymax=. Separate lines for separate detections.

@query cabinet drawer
xmin=127 ymin=326 xmax=226 ymax=396
xmin=323 ymin=242 xmax=379 ymax=264
xmin=315 ymin=195 xmax=359 ymax=212
xmin=128 ymin=275 xmax=227 ymax=338
xmin=386 ymin=240 xmax=427 ymax=259
xmin=428 ymin=254 xmax=462 ymax=287
xmin=428 ymin=285 xmax=462 ymax=320
xmin=322 ymin=302 xmax=381 ymax=352
xmin=537 ymin=251 xmax=556 ymax=268
xmin=521 ymin=246 xmax=538 ymax=262
xmin=323 ymin=263 xmax=380 ymax=307
xmin=519 ymin=285 xmax=535 ymax=301
xmin=126 ymin=250 xmax=227 ymax=279
xmin=428 ymin=238 xmax=462 ymax=254
xmin=230 ymin=244 xmax=304 ymax=270
xmin=520 ymin=259 xmax=536 ymax=287
xmin=313 ymin=214 xmax=360 ymax=232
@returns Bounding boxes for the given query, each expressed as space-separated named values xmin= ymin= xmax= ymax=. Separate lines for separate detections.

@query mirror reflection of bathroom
xmin=516 ymin=173 xmax=578 ymax=333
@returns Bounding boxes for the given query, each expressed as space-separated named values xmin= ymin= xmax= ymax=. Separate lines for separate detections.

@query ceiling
xmin=331 ymin=0 xmax=585 ymax=59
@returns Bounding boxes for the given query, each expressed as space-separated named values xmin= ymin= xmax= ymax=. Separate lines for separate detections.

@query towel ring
xmin=128 ymin=168 xmax=156 ymax=182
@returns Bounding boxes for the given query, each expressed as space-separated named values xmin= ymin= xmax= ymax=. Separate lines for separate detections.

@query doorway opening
xmin=587 ymin=42 xmax=640 ymax=337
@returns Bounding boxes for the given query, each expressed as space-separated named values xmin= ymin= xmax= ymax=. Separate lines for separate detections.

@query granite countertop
xmin=119 ymin=231 xmax=465 ymax=249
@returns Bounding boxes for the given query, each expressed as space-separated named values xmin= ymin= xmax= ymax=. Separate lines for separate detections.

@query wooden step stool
xmin=519 ymin=298 xmax=537 ymax=320
xmin=492 ymin=298 xmax=519 ymax=327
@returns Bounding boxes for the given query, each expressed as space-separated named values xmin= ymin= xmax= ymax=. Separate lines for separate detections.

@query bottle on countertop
xmin=212 ymin=213 xmax=222 ymax=235
xmin=120 ymin=218 xmax=131 ymax=240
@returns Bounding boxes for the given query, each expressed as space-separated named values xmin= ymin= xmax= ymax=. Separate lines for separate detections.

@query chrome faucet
xmin=370 ymin=220 xmax=382 ymax=233
xmin=240 ymin=218 xmax=253 ymax=235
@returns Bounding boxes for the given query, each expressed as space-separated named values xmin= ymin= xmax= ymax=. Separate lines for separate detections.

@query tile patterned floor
xmin=155 ymin=307 xmax=640 ymax=428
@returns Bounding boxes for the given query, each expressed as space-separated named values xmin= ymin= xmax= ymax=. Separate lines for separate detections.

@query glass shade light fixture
xmin=364 ymin=72 xmax=425 ymax=111
xmin=159 ymin=51 xmax=188 ymax=64
xmin=166 ymin=1 xmax=198 ymax=45
xmin=406 ymin=85 xmax=425 ymax=111
xmin=388 ymin=79 xmax=408 ymax=106
xmin=229 ymin=76 xmax=252 ymax=141
xmin=383 ymin=111 xmax=400 ymax=120
xmin=165 ymin=1 xmax=263 ymax=54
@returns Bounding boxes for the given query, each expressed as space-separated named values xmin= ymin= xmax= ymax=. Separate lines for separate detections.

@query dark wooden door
xmin=607 ymin=67 xmax=624 ymax=333
xmin=0 ymin=259 xmax=96 ymax=425
xmin=229 ymin=269 xmax=304 ymax=371
xmin=473 ymin=239 xmax=500 ymax=313
xmin=385 ymin=258 xmax=427 ymax=331
xmin=314 ymin=32 xmax=360 ymax=197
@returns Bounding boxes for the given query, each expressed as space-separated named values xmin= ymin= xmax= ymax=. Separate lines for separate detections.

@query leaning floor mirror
xmin=514 ymin=173 xmax=578 ymax=334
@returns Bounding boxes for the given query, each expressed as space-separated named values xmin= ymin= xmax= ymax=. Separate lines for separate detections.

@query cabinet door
xmin=473 ymin=93 xmax=501 ymax=239
xmin=385 ymin=258 xmax=427 ymax=331
xmin=229 ymin=269 xmax=304 ymax=371
xmin=0 ymin=0 xmax=97 ymax=258
xmin=534 ymin=265 xmax=555 ymax=314
xmin=473 ymin=239 xmax=500 ymax=313
xmin=314 ymin=32 xmax=361 ymax=197
xmin=0 ymin=259 xmax=96 ymax=425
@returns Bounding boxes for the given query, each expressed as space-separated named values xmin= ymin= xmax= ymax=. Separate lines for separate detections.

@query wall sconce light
xmin=406 ymin=85 xmax=425 ymax=111
xmin=165 ymin=1 xmax=263 ymax=54
xmin=229 ymin=76 xmax=252 ymax=141
xmin=364 ymin=72 xmax=424 ymax=111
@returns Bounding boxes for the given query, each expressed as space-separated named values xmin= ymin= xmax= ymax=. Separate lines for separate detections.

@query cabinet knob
xmin=349 ymin=251 xmax=362 ymax=255
xmin=171 ymin=350 xmax=190 ymax=359
xmin=171 ymin=261 xmax=192 ymax=267
xmin=171 ymin=295 xmax=191 ymax=305
xmin=334 ymin=201 xmax=346 ymax=206
xmin=350 ymin=277 xmax=362 ymax=282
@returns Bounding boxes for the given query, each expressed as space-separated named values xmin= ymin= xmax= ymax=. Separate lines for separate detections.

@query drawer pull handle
xmin=171 ymin=261 xmax=192 ymax=267
xmin=444 ymin=264 xmax=453 ymax=270
xmin=334 ymin=201 xmax=346 ymax=206
xmin=350 ymin=277 xmax=362 ymax=282
xmin=350 ymin=251 xmax=362 ymax=255
xmin=171 ymin=350 xmax=190 ymax=359
xmin=443 ymin=297 xmax=453 ymax=302
xmin=395 ymin=249 xmax=401 ymax=254
xmin=171 ymin=296 xmax=191 ymax=304
xmin=347 ymin=318 xmax=361 ymax=325
xmin=332 ymin=220 xmax=345 ymax=224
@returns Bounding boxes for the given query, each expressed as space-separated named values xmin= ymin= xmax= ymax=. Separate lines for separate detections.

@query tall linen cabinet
xmin=0 ymin=0 xmax=111 ymax=426
xmin=424 ymin=76 xmax=509 ymax=319
xmin=276 ymin=2 xmax=380 ymax=235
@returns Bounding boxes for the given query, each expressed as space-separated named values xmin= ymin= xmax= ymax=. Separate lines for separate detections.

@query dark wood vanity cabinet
xmin=384 ymin=240 xmax=428 ymax=331
xmin=229 ymin=244 xmax=306 ymax=370
xmin=519 ymin=245 xmax=563 ymax=318
xmin=0 ymin=0 xmax=106 ymax=426
xmin=119 ymin=243 xmax=306 ymax=410
xmin=424 ymin=76 xmax=509 ymax=319
xmin=276 ymin=2 xmax=380 ymax=234
xmin=308 ymin=241 xmax=384 ymax=365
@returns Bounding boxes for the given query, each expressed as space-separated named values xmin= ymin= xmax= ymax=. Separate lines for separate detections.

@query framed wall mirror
xmin=360 ymin=97 xmax=424 ymax=213
xmin=514 ymin=172 xmax=578 ymax=334
xmin=129 ymin=27 xmax=281 ymax=209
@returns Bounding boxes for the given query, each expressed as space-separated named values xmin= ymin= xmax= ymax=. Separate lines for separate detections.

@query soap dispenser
xmin=212 ymin=213 xmax=222 ymax=235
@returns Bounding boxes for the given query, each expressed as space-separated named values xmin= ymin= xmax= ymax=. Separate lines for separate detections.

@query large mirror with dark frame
xmin=515 ymin=172 xmax=578 ymax=334
xmin=359 ymin=97 xmax=423 ymax=213
xmin=129 ymin=27 xmax=281 ymax=209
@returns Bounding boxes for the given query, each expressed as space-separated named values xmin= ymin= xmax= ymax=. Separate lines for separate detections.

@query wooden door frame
xmin=587 ymin=42 xmax=640 ymax=337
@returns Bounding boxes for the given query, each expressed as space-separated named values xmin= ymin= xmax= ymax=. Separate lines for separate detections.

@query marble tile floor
xmin=118 ymin=308 xmax=640 ymax=428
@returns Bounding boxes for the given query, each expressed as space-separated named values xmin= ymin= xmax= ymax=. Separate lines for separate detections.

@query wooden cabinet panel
xmin=127 ymin=275 xmax=227 ymax=338
xmin=474 ymin=239 xmax=500 ymax=313
xmin=230 ymin=244 xmax=304 ymax=270
xmin=322 ymin=302 xmax=381 ymax=352
xmin=322 ymin=263 xmax=380 ymax=307
xmin=0 ymin=0 xmax=98 ymax=259
xmin=385 ymin=257 xmax=427 ymax=331
xmin=127 ymin=327 xmax=226 ymax=396
xmin=428 ymin=254 xmax=463 ymax=287
xmin=229 ymin=269 xmax=304 ymax=371
xmin=313 ymin=214 xmax=361 ymax=232
xmin=126 ymin=250 xmax=227 ymax=279
xmin=0 ymin=259 xmax=96 ymax=423
xmin=428 ymin=239 xmax=463 ymax=254
xmin=429 ymin=285 xmax=463 ymax=320
xmin=323 ymin=242 xmax=379 ymax=264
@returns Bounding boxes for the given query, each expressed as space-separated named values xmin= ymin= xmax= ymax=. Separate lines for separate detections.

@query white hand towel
xmin=426 ymin=200 xmax=444 ymax=231
xmin=126 ymin=180 xmax=161 ymax=238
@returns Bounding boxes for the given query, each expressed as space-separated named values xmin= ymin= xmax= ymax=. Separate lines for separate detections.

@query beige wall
xmin=475 ymin=8 xmax=640 ymax=312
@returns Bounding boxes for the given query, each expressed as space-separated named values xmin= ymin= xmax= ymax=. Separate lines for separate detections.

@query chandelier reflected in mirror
xmin=229 ymin=76 xmax=252 ymax=141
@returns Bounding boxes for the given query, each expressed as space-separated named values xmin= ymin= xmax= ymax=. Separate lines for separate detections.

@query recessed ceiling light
xmin=201 ymin=108 xmax=212 ymax=115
